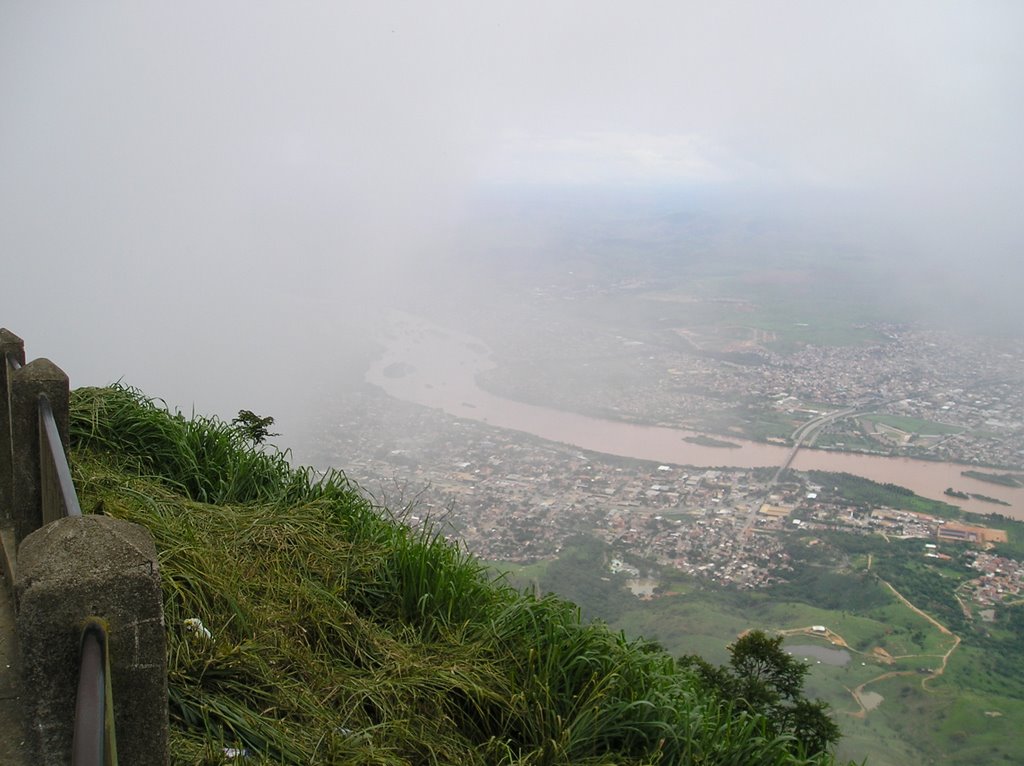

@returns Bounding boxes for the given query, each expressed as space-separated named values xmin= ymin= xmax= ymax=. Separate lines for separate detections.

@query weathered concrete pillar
xmin=0 ymin=330 xmax=26 ymax=526
xmin=10 ymin=360 xmax=68 ymax=545
xmin=15 ymin=515 xmax=168 ymax=766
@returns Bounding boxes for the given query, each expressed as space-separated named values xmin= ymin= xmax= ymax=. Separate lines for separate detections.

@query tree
xmin=729 ymin=630 xmax=807 ymax=705
xmin=679 ymin=630 xmax=840 ymax=757
xmin=787 ymin=697 xmax=841 ymax=757
xmin=231 ymin=410 xmax=278 ymax=445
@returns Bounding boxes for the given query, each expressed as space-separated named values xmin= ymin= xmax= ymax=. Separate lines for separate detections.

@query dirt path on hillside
xmin=877 ymin=577 xmax=961 ymax=690
xmin=790 ymin=575 xmax=962 ymax=718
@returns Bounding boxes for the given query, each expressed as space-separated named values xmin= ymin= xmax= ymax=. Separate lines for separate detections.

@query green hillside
xmin=67 ymin=384 xmax=855 ymax=765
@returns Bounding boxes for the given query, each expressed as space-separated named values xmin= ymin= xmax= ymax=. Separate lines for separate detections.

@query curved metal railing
xmin=4 ymin=343 xmax=115 ymax=764
xmin=72 ymin=619 xmax=117 ymax=766
xmin=38 ymin=394 xmax=82 ymax=520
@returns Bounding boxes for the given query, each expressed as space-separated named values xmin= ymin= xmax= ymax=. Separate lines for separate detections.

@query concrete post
xmin=10 ymin=360 xmax=69 ymax=545
xmin=15 ymin=515 xmax=168 ymax=766
xmin=0 ymin=330 xmax=26 ymax=526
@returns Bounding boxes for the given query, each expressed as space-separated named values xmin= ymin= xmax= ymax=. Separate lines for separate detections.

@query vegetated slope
xmin=68 ymin=385 xmax=853 ymax=766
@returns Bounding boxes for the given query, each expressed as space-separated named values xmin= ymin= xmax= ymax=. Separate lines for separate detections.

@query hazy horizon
xmin=3 ymin=2 xmax=1022 ymax=435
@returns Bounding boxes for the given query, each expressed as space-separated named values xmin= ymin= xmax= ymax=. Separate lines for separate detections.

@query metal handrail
xmin=38 ymin=395 xmax=106 ymax=761
xmin=38 ymin=394 xmax=82 ymax=519
xmin=72 ymin=618 xmax=118 ymax=766
xmin=8 ymin=349 xmax=108 ymax=759
xmin=3 ymin=337 xmax=136 ymax=763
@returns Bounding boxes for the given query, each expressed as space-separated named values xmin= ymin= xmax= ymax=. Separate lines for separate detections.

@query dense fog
xmin=2 ymin=2 xmax=1022 ymax=440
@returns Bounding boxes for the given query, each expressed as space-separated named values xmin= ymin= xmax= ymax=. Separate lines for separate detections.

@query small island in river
xmin=683 ymin=434 xmax=742 ymax=449
xmin=382 ymin=361 xmax=416 ymax=379
xmin=946 ymin=487 xmax=1010 ymax=506
xmin=961 ymin=470 xmax=1024 ymax=488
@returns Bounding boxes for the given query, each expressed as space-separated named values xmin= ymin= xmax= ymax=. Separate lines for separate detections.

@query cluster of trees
xmin=808 ymin=470 xmax=955 ymax=517
xmin=771 ymin=567 xmax=889 ymax=612
xmin=539 ymin=535 xmax=635 ymax=623
xmin=872 ymin=556 xmax=970 ymax=635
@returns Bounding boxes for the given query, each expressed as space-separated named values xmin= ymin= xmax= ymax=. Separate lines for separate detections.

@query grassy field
xmin=639 ymin=261 xmax=898 ymax=352
xmin=812 ymin=432 xmax=880 ymax=452
xmin=860 ymin=414 xmax=964 ymax=437
xmin=512 ymin=510 xmax=1024 ymax=766
xmin=746 ymin=411 xmax=803 ymax=441
xmin=863 ymin=671 xmax=1024 ymax=765
xmin=604 ymin=581 xmax=1024 ymax=766
xmin=807 ymin=472 xmax=963 ymax=519
xmin=486 ymin=559 xmax=551 ymax=590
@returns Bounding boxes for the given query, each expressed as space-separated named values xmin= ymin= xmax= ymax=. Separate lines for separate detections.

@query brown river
xmin=366 ymin=312 xmax=1024 ymax=520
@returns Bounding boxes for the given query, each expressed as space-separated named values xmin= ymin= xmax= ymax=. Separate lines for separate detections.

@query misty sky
xmin=2 ymin=2 xmax=1022 ymax=432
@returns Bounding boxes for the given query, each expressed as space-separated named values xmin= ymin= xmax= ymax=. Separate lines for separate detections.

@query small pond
xmin=785 ymin=644 xmax=851 ymax=667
